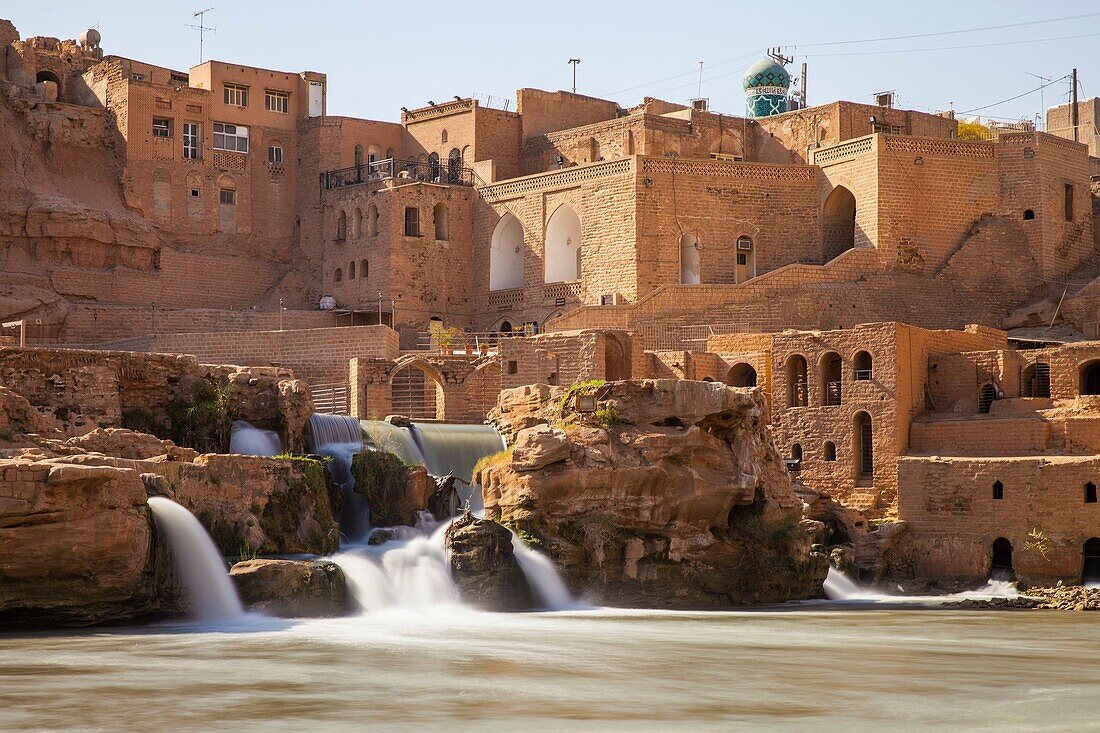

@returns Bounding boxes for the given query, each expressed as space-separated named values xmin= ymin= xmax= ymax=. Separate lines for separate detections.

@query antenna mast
xmin=186 ymin=7 xmax=216 ymax=64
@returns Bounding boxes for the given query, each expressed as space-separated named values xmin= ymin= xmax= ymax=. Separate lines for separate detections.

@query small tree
xmin=956 ymin=120 xmax=990 ymax=141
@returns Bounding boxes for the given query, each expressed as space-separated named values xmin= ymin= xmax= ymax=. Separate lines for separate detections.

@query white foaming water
xmin=228 ymin=420 xmax=282 ymax=456
xmin=822 ymin=566 xmax=1019 ymax=604
xmin=822 ymin=567 xmax=889 ymax=601
xmin=511 ymin=533 xmax=573 ymax=610
xmin=147 ymin=496 xmax=243 ymax=621
xmin=333 ymin=520 xmax=461 ymax=612
xmin=308 ymin=413 xmax=364 ymax=450
xmin=948 ymin=579 xmax=1019 ymax=600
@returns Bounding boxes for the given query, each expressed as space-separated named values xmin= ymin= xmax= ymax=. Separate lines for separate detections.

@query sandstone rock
xmin=63 ymin=427 xmax=197 ymax=461
xmin=352 ymin=450 xmax=434 ymax=527
xmin=511 ymin=424 xmax=572 ymax=471
xmin=427 ymin=473 xmax=461 ymax=520
xmin=229 ymin=559 xmax=351 ymax=617
xmin=445 ymin=513 xmax=535 ymax=612
xmin=0 ymin=385 xmax=54 ymax=441
xmin=0 ymin=457 xmax=180 ymax=627
xmin=1024 ymin=585 xmax=1100 ymax=611
xmin=482 ymin=380 xmax=828 ymax=608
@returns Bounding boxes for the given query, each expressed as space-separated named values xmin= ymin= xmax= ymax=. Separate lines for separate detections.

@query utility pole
xmin=568 ymin=58 xmax=580 ymax=94
xmin=696 ymin=61 xmax=704 ymax=99
xmin=186 ymin=7 xmax=216 ymax=64
xmin=278 ymin=298 xmax=284 ymax=331
xmin=801 ymin=61 xmax=808 ymax=107
xmin=378 ymin=292 xmax=383 ymax=327
xmin=1072 ymin=67 xmax=1079 ymax=142
xmin=1026 ymin=72 xmax=1051 ymax=130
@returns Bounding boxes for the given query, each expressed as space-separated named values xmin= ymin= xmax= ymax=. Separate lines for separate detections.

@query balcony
xmin=824 ymin=381 xmax=842 ymax=406
xmin=542 ymin=281 xmax=582 ymax=303
xmin=321 ymin=157 xmax=474 ymax=190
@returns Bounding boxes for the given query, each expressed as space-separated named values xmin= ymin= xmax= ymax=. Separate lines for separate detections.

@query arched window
xmin=1080 ymin=361 xmax=1100 ymax=395
xmin=352 ymin=208 xmax=362 ymax=240
xmin=354 ymin=144 xmax=364 ymax=167
xmin=854 ymin=351 xmax=873 ymax=380
xmin=991 ymin=537 xmax=1013 ymax=579
xmin=334 ymin=267 xmax=343 ymax=283
xmin=823 ymin=441 xmax=836 ymax=461
xmin=735 ymin=236 xmax=755 ymax=283
xmin=433 ymin=202 xmax=449 ymax=240
xmin=786 ymin=355 xmax=808 ymax=408
xmin=1023 ymin=209 xmax=1035 ymax=220
xmin=336 ymin=210 xmax=347 ymax=241
xmin=679 ymin=233 xmax=700 ymax=284
xmin=823 ymin=186 xmax=856 ymax=261
xmin=448 ymin=148 xmax=462 ymax=182
xmin=993 ymin=480 xmax=1004 ymax=500
xmin=791 ymin=444 xmax=803 ymax=461
xmin=36 ymin=70 xmax=61 ymax=86
xmin=348 ymin=261 xmax=356 ymax=279
xmin=727 ymin=363 xmax=757 ymax=388
xmin=386 ymin=148 xmax=394 ymax=161
xmin=490 ymin=213 xmax=525 ymax=291
xmin=368 ymin=204 xmax=379 ymax=236
xmin=821 ymin=352 xmax=842 ymax=406
xmin=360 ymin=259 xmax=368 ymax=280
xmin=1022 ymin=363 xmax=1050 ymax=398
xmin=499 ymin=320 xmax=513 ymax=335
xmin=368 ymin=145 xmax=381 ymax=166
xmin=544 ymin=205 xmax=582 ymax=283
xmin=428 ymin=152 xmax=440 ymax=179
xmin=1086 ymin=482 xmax=1097 ymax=504
xmin=441 ymin=129 xmax=448 ymax=143
xmin=1083 ymin=538 xmax=1100 ymax=583
xmin=854 ymin=411 xmax=873 ymax=480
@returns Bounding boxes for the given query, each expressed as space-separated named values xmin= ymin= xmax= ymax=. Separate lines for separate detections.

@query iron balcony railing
xmin=321 ymin=157 xmax=475 ymax=190
xmin=854 ymin=369 xmax=873 ymax=381
xmin=824 ymin=381 xmax=842 ymax=406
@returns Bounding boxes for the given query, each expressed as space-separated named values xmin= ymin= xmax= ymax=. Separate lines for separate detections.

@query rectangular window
xmin=265 ymin=90 xmax=289 ymax=114
xmin=219 ymin=188 xmax=236 ymax=205
xmin=152 ymin=117 xmax=172 ymax=138
xmin=213 ymin=122 xmax=249 ymax=153
xmin=132 ymin=73 xmax=145 ymax=82
xmin=223 ymin=83 xmax=248 ymax=107
xmin=737 ymin=253 xmax=748 ymax=266
xmin=268 ymin=145 xmax=283 ymax=164
xmin=183 ymin=122 xmax=201 ymax=159
xmin=1065 ymin=184 xmax=1075 ymax=221
xmin=404 ymin=206 xmax=420 ymax=236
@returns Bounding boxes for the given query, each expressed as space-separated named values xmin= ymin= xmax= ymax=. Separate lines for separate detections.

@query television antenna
xmin=186 ymin=7 xmax=216 ymax=63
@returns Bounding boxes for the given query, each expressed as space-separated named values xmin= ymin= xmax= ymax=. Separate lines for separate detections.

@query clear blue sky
xmin=6 ymin=1 xmax=1098 ymax=124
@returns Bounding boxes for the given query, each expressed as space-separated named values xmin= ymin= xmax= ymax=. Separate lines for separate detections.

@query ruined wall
xmin=516 ymin=88 xmax=621 ymax=141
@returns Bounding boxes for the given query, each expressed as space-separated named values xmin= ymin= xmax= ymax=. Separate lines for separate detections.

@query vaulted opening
xmin=991 ymin=537 xmax=1013 ymax=579
xmin=490 ymin=213 xmax=524 ymax=291
xmin=727 ymin=363 xmax=757 ymax=388
xmin=544 ymin=205 xmax=582 ymax=283
xmin=823 ymin=185 xmax=856 ymax=260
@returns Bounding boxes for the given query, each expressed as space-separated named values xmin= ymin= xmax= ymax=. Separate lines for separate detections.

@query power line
xmin=600 ymin=49 xmax=761 ymax=98
xmin=957 ymin=74 xmax=1069 ymax=115
xmin=805 ymin=31 xmax=1100 ymax=58
xmin=789 ymin=10 xmax=1100 ymax=48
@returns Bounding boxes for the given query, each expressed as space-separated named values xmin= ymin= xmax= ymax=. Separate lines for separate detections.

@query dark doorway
xmin=1081 ymin=361 xmax=1100 ymax=395
xmin=991 ymin=537 xmax=1014 ymax=579
xmin=1083 ymin=538 xmax=1100 ymax=584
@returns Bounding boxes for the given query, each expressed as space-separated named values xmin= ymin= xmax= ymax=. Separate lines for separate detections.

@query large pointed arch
xmin=823 ymin=185 xmax=856 ymax=260
xmin=544 ymin=204 xmax=582 ymax=283
xmin=490 ymin=213 xmax=525 ymax=291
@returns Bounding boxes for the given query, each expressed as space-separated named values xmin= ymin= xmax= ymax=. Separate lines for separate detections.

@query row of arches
xmin=991 ymin=479 xmax=1098 ymax=504
xmin=787 ymin=411 xmax=873 ymax=480
xmin=334 ymin=202 xmax=450 ymax=243
xmin=489 ymin=205 xmax=582 ymax=291
xmin=333 ymin=259 xmax=368 ymax=284
xmin=990 ymin=537 xmax=1100 ymax=583
xmin=785 ymin=351 xmax=873 ymax=408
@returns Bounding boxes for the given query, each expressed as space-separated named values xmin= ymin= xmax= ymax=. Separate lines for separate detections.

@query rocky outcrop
xmin=0 ymin=384 xmax=54 ymax=441
xmin=229 ymin=559 xmax=351 ymax=617
xmin=351 ymin=450 xmax=434 ymax=527
xmin=480 ymin=380 xmax=828 ymax=608
xmin=47 ymin=427 xmax=198 ymax=461
xmin=445 ymin=513 xmax=535 ymax=611
xmin=0 ymin=458 xmax=179 ymax=627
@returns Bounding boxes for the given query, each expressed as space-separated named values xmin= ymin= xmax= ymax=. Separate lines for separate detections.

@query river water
xmin=2 ymin=607 xmax=1099 ymax=732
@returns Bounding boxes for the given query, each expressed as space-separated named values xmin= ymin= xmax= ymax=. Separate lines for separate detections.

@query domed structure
xmin=743 ymin=56 xmax=791 ymax=119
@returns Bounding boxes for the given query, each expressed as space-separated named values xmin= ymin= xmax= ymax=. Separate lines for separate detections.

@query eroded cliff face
xmin=479 ymin=380 xmax=828 ymax=608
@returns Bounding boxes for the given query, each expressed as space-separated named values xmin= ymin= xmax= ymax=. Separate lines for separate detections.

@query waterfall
xmin=229 ymin=420 xmax=282 ymax=456
xmin=332 ymin=520 xmax=461 ymax=612
xmin=511 ymin=534 xmax=573 ymax=610
xmin=361 ymin=420 xmax=426 ymax=467
xmin=147 ymin=497 xmax=243 ymax=621
xmin=822 ymin=567 xmax=888 ymax=601
xmin=308 ymin=414 xmax=369 ymax=539
xmin=410 ymin=422 xmax=506 ymax=513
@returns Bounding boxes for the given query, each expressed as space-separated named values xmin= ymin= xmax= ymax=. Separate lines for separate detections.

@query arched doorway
xmin=1022 ymin=363 xmax=1051 ymax=398
xmin=354 ymin=144 xmax=364 ymax=168
xmin=1080 ymin=361 xmax=1100 ymax=395
xmin=735 ymin=236 xmax=755 ymax=283
xmin=679 ymin=233 xmax=700 ymax=284
xmin=979 ymin=384 xmax=997 ymax=413
xmin=490 ymin=213 xmax=524 ymax=291
xmin=727 ymin=363 xmax=757 ymax=387
xmin=428 ymin=152 xmax=441 ymax=179
xmin=786 ymin=355 xmax=808 ymax=407
xmin=854 ymin=351 xmax=873 ymax=380
xmin=991 ymin=537 xmax=1014 ymax=579
xmin=1083 ymin=538 xmax=1100 ymax=584
xmin=823 ymin=186 xmax=856 ymax=261
xmin=820 ymin=352 xmax=842 ymax=405
xmin=854 ymin=411 xmax=873 ymax=480
xmin=390 ymin=362 xmax=445 ymax=421
xmin=433 ymin=202 xmax=449 ymax=240
xmin=544 ymin=205 xmax=581 ymax=283
xmin=605 ymin=335 xmax=628 ymax=381
xmin=447 ymin=148 xmax=462 ymax=182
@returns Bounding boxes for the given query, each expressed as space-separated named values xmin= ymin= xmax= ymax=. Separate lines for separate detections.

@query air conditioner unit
xmin=874 ymin=91 xmax=894 ymax=109
xmin=737 ymin=240 xmax=753 ymax=251
xmin=691 ymin=97 xmax=709 ymax=112
xmin=600 ymin=293 xmax=621 ymax=306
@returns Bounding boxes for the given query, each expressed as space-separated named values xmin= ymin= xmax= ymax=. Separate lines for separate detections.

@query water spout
xmin=147 ymin=496 xmax=243 ymax=621
xmin=229 ymin=420 xmax=282 ymax=457
xmin=511 ymin=533 xmax=573 ymax=610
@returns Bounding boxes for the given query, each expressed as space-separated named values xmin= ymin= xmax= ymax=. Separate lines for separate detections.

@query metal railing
xmin=413 ymin=330 xmax=525 ymax=355
xmin=854 ymin=369 xmax=873 ymax=381
xmin=824 ymin=381 xmax=842 ymax=406
xmin=321 ymin=157 xmax=474 ymax=190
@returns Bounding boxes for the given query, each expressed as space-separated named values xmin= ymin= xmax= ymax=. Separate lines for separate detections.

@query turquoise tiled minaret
xmin=743 ymin=57 xmax=790 ymax=118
